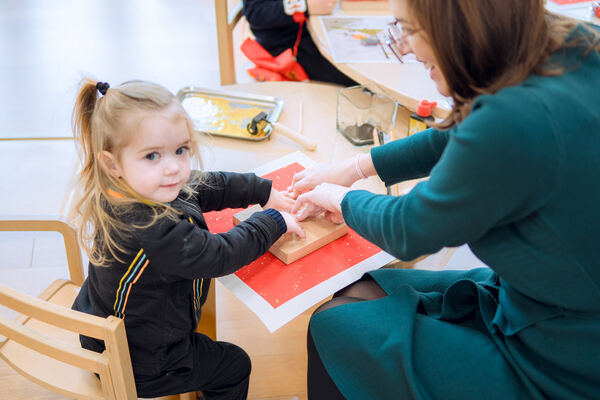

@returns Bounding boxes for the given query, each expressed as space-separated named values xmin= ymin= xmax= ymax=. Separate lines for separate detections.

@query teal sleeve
xmin=342 ymin=90 xmax=559 ymax=260
xmin=371 ymin=128 xmax=450 ymax=184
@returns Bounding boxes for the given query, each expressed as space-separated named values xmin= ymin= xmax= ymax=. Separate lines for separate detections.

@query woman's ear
xmin=98 ymin=151 xmax=122 ymax=178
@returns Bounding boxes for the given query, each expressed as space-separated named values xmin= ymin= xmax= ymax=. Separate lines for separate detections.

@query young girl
xmin=70 ymin=78 xmax=304 ymax=399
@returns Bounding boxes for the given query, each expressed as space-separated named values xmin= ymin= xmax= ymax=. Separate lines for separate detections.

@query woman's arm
xmin=289 ymin=128 xmax=449 ymax=197
xmin=371 ymin=128 xmax=450 ymax=185
xmin=342 ymin=94 xmax=558 ymax=261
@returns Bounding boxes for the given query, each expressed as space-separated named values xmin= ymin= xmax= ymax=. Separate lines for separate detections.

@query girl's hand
xmin=280 ymin=211 xmax=306 ymax=238
xmin=307 ymin=0 xmax=338 ymax=15
xmin=288 ymin=157 xmax=358 ymax=198
xmin=292 ymin=183 xmax=351 ymax=223
xmin=264 ymin=188 xmax=295 ymax=212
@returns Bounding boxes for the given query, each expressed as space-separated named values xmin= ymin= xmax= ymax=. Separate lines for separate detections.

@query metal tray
xmin=176 ymin=86 xmax=284 ymax=141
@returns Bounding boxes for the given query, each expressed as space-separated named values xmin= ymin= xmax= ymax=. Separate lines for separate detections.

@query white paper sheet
xmin=216 ymin=151 xmax=395 ymax=332
xmin=319 ymin=15 xmax=417 ymax=63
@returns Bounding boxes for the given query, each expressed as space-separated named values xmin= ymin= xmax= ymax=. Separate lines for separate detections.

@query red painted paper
xmin=204 ymin=162 xmax=381 ymax=308
xmin=549 ymin=0 xmax=592 ymax=5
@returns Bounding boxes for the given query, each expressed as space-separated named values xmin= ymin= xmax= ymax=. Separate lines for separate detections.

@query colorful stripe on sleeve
xmin=113 ymin=248 xmax=150 ymax=318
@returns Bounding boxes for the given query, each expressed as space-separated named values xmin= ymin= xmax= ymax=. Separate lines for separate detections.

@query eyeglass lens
xmin=384 ymin=21 xmax=406 ymax=62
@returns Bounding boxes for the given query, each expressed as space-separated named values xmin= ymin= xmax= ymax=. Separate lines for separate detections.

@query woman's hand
xmin=288 ymin=154 xmax=375 ymax=198
xmin=288 ymin=157 xmax=357 ymax=198
xmin=264 ymin=188 xmax=295 ymax=212
xmin=280 ymin=211 xmax=306 ymax=238
xmin=292 ymin=183 xmax=351 ymax=224
xmin=307 ymin=0 xmax=338 ymax=15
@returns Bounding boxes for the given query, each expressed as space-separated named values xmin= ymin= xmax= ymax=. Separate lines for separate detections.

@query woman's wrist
xmin=354 ymin=154 xmax=367 ymax=180
xmin=352 ymin=153 xmax=375 ymax=181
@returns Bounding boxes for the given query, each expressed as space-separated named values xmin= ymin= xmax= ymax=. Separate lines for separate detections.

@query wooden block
xmin=232 ymin=205 xmax=263 ymax=225
xmin=233 ymin=205 xmax=349 ymax=264
xmin=270 ymin=216 xmax=348 ymax=264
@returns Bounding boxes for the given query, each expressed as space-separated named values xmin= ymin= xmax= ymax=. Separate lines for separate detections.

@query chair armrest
xmin=0 ymin=216 xmax=84 ymax=286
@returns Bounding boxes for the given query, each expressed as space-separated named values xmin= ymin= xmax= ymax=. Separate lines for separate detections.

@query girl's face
xmin=390 ymin=0 xmax=450 ymax=96
xmin=107 ymin=106 xmax=192 ymax=203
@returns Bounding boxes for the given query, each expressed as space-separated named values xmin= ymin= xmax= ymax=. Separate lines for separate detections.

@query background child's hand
xmin=264 ymin=187 xmax=295 ymax=212
xmin=280 ymin=211 xmax=306 ymax=238
xmin=307 ymin=0 xmax=338 ymax=15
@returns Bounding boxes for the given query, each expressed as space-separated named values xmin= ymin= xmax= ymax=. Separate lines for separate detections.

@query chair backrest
xmin=0 ymin=217 xmax=137 ymax=399
xmin=0 ymin=216 xmax=216 ymax=399
xmin=215 ymin=0 xmax=244 ymax=85
xmin=0 ymin=218 xmax=85 ymax=285
xmin=0 ymin=282 xmax=137 ymax=400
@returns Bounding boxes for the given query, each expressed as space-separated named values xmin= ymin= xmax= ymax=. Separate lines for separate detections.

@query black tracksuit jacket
xmin=72 ymin=171 xmax=286 ymax=377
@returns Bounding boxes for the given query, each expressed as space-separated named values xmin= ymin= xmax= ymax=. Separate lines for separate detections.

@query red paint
xmin=549 ymin=0 xmax=592 ymax=4
xmin=204 ymin=163 xmax=381 ymax=308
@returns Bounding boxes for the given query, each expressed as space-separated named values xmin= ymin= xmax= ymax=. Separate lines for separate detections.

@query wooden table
xmin=207 ymin=81 xmax=393 ymax=399
xmin=205 ymin=81 xmax=388 ymax=194
xmin=307 ymin=10 xmax=452 ymax=119
xmin=307 ymin=3 xmax=599 ymax=121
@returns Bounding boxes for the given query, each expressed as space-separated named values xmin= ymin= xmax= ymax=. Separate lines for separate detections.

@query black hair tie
xmin=96 ymin=81 xmax=110 ymax=96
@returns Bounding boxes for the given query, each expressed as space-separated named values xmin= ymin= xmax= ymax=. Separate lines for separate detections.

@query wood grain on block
xmin=232 ymin=204 xmax=264 ymax=226
xmin=232 ymin=205 xmax=349 ymax=264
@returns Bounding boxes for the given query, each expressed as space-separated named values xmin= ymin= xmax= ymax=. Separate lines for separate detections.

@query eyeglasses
xmin=380 ymin=20 xmax=417 ymax=63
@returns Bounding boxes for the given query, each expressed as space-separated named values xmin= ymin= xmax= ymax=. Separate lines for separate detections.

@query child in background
xmin=70 ymin=78 xmax=304 ymax=399
xmin=243 ymin=0 xmax=357 ymax=86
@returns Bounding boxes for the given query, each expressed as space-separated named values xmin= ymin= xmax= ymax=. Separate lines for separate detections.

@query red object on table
xmin=204 ymin=162 xmax=381 ymax=308
xmin=549 ymin=0 xmax=594 ymax=5
xmin=241 ymin=38 xmax=309 ymax=82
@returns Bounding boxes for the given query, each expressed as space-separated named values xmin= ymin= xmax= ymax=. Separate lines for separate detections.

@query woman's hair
xmin=404 ymin=0 xmax=600 ymax=128
xmin=71 ymin=78 xmax=203 ymax=266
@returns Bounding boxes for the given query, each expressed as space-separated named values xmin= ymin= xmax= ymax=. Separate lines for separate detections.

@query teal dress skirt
xmin=310 ymin=35 xmax=600 ymax=400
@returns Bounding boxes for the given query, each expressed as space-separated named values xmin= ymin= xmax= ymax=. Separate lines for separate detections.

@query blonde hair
xmin=403 ymin=0 xmax=600 ymax=128
xmin=71 ymin=78 xmax=203 ymax=266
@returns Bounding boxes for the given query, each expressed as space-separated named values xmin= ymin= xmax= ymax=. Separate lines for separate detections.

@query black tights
xmin=307 ymin=277 xmax=387 ymax=400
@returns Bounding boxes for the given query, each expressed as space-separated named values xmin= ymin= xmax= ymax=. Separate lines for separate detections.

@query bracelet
xmin=354 ymin=154 xmax=367 ymax=180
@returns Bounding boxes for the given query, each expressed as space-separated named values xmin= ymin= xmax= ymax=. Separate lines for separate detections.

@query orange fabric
xmin=107 ymin=188 xmax=126 ymax=198
xmin=241 ymin=37 xmax=309 ymax=82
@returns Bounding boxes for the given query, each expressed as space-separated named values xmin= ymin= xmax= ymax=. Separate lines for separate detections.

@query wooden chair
xmin=0 ymin=217 xmax=216 ymax=399
xmin=214 ymin=0 xmax=244 ymax=85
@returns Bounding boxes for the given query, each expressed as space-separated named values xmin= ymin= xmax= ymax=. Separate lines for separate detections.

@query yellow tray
xmin=176 ymin=86 xmax=284 ymax=141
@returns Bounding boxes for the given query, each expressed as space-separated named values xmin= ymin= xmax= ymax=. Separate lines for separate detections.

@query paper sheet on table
xmin=319 ymin=15 xmax=417 ymax=63
xmin=208 ymin=152 xmax=394 ymax=332
xmin=547 ymin=0 xmax=595 ymax=8
xmin=546 ymin=0 xmax=599 ymax=23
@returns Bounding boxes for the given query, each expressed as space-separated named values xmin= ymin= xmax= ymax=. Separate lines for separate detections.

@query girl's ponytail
xmin=71 ymin=78 xmax=122 ymax=267
xmin=72 ymin=79 xmax=101 ymax=175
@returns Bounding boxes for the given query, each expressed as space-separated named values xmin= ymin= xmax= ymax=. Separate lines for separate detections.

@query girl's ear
xmin=98 ymin=151 xmax=122 ymax=178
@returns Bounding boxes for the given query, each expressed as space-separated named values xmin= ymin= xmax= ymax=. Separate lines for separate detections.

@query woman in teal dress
xmin=290 ymin=0 xmax=600 ymax=399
